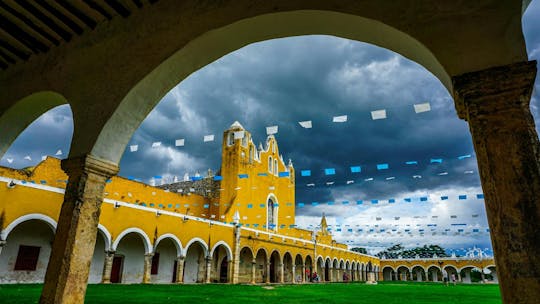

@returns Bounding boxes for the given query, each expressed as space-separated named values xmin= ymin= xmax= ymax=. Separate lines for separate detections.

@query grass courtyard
xmin=0 ymin=282 xmax=501 ymax=304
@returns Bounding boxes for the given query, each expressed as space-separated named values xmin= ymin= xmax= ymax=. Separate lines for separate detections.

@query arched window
xmin=242 ymin=135 xmax=248 ymax=147
xmin=249 ymin=145 xmax=254 ymax=163
xmin=272 ymin=141 xmax=276 ymax=154
xmin=267 ymin=198 xmax=277 ymax=230
xmin=268 ymin=156 xmax=273 ymax=173
xmin=274 ymin=159 xmax=278 ymax=175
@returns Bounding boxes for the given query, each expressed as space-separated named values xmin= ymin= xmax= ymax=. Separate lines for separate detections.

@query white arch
xmin=183 ymin=237 xmax=209 ymax=256
xmin=458 ymin=265 xmax=481 ymax=272
xmin=396 ymin=265 xmax=412 ymax=272
xmin=1 ymin=213 xmax=57 ymax=240
xmin=112 ymin=227 xmax=152 ymax=254
xmin=210 ymin=241 xmax=233 ymax=260
xmin=339 ymin=259 xmax=345 ymax=269
xmin=97 ymin=224 xmax=113 ymax=251
xmin=443 ymin=265 xmax=459 ymax=272
xmin=345 ymin=260 xmax=351 ymax=270
xmin=154 ymin=233 xmax=183 ymax=256
xmin=382 ymin=265 xmax=396 ymax=272
xmin=411 ymin=264 xmax=428 ymax=273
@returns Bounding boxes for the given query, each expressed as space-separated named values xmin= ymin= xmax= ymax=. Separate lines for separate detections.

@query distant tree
xmin=376 ymin=244 xmax=448 ymax=258
xmin=351 ymin=247 xmax=367 ymax=254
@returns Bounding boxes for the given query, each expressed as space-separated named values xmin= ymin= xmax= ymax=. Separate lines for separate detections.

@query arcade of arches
xmin=0 ymin=1 xmax=539 ymax=304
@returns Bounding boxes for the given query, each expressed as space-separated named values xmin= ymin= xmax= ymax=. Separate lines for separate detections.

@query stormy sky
xmin=2 ymin=2 xmax=540 ymax=255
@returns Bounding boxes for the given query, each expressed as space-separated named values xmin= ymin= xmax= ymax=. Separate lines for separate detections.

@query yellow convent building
xmin=0 ymin=122 xmax=380 ymax=285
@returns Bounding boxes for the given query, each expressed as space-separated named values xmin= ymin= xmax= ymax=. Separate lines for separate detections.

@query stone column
xmin=481 ymin=272 xmax=485 ymax=283
xmin=143 ymin=253 xmax=154 ymax=283
xmin=175 ymin=256 xmax=185 ymax=283
xmin=301 ymin=264 xmax=306 ymax=283
xmin=251 ymin=259 xmax=256 ymax=284
xmin=101 ymin=251 xmax=115 ymax=283
xmin=231 ymin=226 xmax=241 ymax=284
xmin=265 ymin=261 xmax=271 ymax=283
xmin=205 ymin=256 xmax=212 ymax=283
xmin=457 ymin=273 xmax=462 ymax=283
xmin=452 ymin=60 xmax=540 ymax=303
xmin=329 ymin=267 xmax=333 ymax=282
xmin=279 ymin=263 xmax=284 ymax=283
xmin=40 ymin=155 xmax=118 ymax=304
xmin=292 ymin=265 xmax=296 ymax=283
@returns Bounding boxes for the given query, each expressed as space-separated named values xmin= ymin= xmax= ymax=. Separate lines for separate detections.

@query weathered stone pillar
xmin=329 ymin=267 xmax=334 ymax=282
xmin=457 ymin=273 xmax=462 ymax=282
xmin=292 ymin=265 xmax=297 ymax=283
xmin=101 ymin=251 xmax=115 ymax=283
xmin=279 ymin=263 xmax=284 ymax=283
xmin=481 ymin=272 xmax=486 ymax=283
xmin=301 ymin=264 xmax=306 ymax=283
xmin=231 ymin=226 xmax=241 ymax=284
xmin=175 ymin=256 xmax=185 ymax=283
xmin=453 ymin=60 xmax=540 ymax=303
xmin=265 ymin=261 xmax=271 ymax=283
xmin=205 ymin=256 xmax=212 ymax=283
xmin=143 ymin=253 xmax=154 ymax=283
xmin=40 ymin=155 xmax=118 ymax=304
xmin=250 ymin=259 xmax=257 ymax=284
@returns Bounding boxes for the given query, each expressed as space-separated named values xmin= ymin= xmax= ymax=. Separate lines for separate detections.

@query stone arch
xmin=254 ymin=248 xmax=269 ymax=283
xmin=154 ymin=234 xmax=183 ymax=257
xmin=269 ymin=250 xmax=282 ymax=283
xmin=427 ymin=265 xmax=442 ymax=282
xmin=210 ymin=241 xmax=232 ymax=261
xmin=324 ymin=257 xmax=331 ymax=282
xmin=411 ymin=265 xmax=427 ymax=282
xmin=89 ymin=10 xmax=451 ymax=164
xmin=350 ymin=261 xmax=356 ymax=281
xmin=238 ymin=247 xmax=253 ymax=283
xmin=210 ymin=242 xmax=232 ymax=283
xmin=111 ymin=228 xmax=151 ymax=283
xmin=97 ymin=224 xmax=112 ymax=252
xmin=112 ymin=228 xmax=152 ymax=254
xmin=382 ymin=266 xmax=395 ymax=281
xmin=182 ymin=238 xmax=209 ymax=257
xmin=283 ymin=252 xmax=294 ymax=282
xmin=183 ymin=239 xmax=208 ymax=283
xmin=1 ymin=213 xmax=57 ymax=240
xmin=0 ymin=91 xmax=69 ymax=159
xmin=0 ymin=214 xmax=56 ymax=283
xmin=397 ymin=265 xmax=411 ymax=281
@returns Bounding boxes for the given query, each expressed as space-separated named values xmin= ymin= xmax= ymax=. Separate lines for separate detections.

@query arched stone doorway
xmin=444 ymin=266 xmax=459 ymax=284
xmin=112 ymin=232 xmax=149 ymax=283
xmin=294 ymin=254 xmax=303 ymax=283
xmin=0 ymin=218 xmax=55 ymax=283
xmin=238 ymin=247 xmax=253 ymax=283
xmin=427 ymin=266 xmax=442 ymax=282
xmin=412 ymin=266 xmax=426 ymax=282
xmin=382 ymin=266 xmax=394 ymax=281
xmin=269 ymin=251 xmax=281 ymax=283
xmin=397 ymin=266 xmax=411 ymax=281
xmin=211 ymin=243 xmax=232 ymax=283
xmin=283 ymin=252 xmax=293 ymax=283
xmin=254 ymin=248 xmax=268 ymax=283
xmin=183 ymin=241 xmax=207 ymax=283
xmin=152 ymin=238 xmax=180 ymax=283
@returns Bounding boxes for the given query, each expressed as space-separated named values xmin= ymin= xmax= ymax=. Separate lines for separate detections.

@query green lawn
xmin=0 ymin=282 xmax=501 ymax=304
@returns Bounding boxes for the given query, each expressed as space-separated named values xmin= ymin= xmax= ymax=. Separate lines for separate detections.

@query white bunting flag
xmin=129 ymin=145 xmax=138 ymax=152
xmin=55 ymin=149 xmax=62 ymax=156
xmin=151 ymin=142 xmax=161 ymax=148
xmin=175 ymin=139 xmax=185 ymax=147
xmin=364 ymin=178 xmax=374 ymax=181
xmin=266 ymin=126 xmax=278 ymax=135
xmin=203 ymin=135 xmax=215 ymax=142
xmin=306 ymin=183 xmax=315 ymax=187
xmin=413 ymin=175 xmax=422 ymax=179
xmin=414 ymin=102 xmax=431 ymax=113
xmin=464 ymin=170 xmax=474 ymax=174
xmin=346 ymin=180 xmax=354 ymax=185
xmin=7 ymin=158 xmax=13 ymax=164
xmin=386 ymin=176 xmax=395 ymax=180
xmin=326 ymin=181 xmax=334 ymax=185
xmin=332 ymin=115 xmax=348 ymax=123
xmin=24 ymin=155 xmax=31 ymax=161
xmin=371 ymin=109 xmax=387 ymax=120
xmin=438 ymin=172 xmax=449 ymax=176
xmin=233 ymin=131 xmax=245 ymax=139
xmin=298 ymin=120 xmax=312 ymax=128
xmin=41 ymin=155 xmax=47 ymax=161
